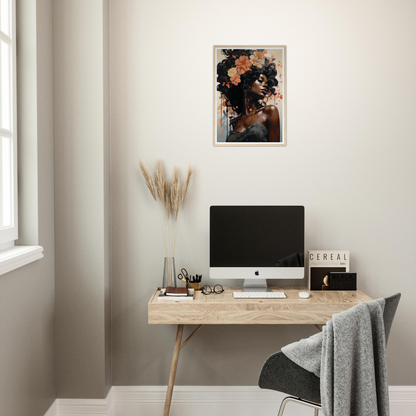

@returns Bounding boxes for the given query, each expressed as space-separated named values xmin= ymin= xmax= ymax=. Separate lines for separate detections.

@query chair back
xmin=383 ymin=293 xmax=401 ymax=345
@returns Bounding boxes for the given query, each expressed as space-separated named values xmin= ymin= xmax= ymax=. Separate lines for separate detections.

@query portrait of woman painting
xmin=214 ymin=46 xmax=286 ymax=146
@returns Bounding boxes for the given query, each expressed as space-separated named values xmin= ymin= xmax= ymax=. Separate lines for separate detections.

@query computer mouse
xmin=299 ymin=291 xmax=311 ymax=299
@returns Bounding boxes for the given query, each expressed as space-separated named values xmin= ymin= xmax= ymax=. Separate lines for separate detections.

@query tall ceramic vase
xmin=162 ymin=257 xmax=176 ymax=288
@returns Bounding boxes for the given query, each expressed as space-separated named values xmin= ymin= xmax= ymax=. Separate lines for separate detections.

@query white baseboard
xmin=44 ymin=400 xmax=58 ymax=416
xmin=44 ymin=390 xmax=114 ymax=416
xmin=389 ymin=386 xmax=416 ymax=416
xmin=112 ymin=386 xmax=290 ymax=416
xmin=44 ymin=385 xmax=416 ymax=416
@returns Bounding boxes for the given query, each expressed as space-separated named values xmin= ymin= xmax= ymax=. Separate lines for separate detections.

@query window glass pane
xmin=1 ymin=40 xmax=11 ymax=131
xmin=0 ymin=0 xmax=11 ymax=37
xmin=0 ymin=136 xmax=12 ymax=227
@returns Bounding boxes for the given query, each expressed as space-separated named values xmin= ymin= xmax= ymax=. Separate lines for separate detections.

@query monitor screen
xmin=209 ymin=205 xmax=305 ymax=281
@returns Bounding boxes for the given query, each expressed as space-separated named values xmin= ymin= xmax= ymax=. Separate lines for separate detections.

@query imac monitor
xmin=209 ymin=206 xmax=305 ymax=291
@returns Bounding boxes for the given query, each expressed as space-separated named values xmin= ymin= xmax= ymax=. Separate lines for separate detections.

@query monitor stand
xmin=242 ymin=279 xmax=270 ymax=292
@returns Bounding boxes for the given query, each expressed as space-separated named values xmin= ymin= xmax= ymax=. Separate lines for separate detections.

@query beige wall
xmin=2 ymin=1 xmax=415 ymax=413
xmin=0 ymin=0 xmax=56 ymax=415
xmin=53 ymin=0 xmax=111 ymax=399
xmin=110 ymin=0 xmax=416 ymax=386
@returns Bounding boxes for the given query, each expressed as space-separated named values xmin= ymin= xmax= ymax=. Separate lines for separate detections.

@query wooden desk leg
xmin=163 ymin=324 xmax=184 ymax=416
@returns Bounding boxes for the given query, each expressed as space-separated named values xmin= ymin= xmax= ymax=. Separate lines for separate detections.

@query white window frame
xmin=0 ymin=0 xmax=17 ymax=246
xmin=0 ymin=0 xmax=43 ymax=274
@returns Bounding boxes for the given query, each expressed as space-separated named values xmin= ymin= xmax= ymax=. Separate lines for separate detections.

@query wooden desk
xmin=148 ymin=286 xmax=372 ymax=416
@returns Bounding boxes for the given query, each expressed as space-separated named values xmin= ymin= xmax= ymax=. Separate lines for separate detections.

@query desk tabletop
xmin=148 ymin=287 xmax=372 ymax=325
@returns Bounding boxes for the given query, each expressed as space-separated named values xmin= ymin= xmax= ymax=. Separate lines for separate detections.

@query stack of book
xmin=308 ymin=250 xmax=350 ymax=290
xmin=157 ymin=286 xmax=195 ymax=301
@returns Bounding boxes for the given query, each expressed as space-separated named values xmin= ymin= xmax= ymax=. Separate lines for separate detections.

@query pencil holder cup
xmin=187 ymin=282 xmax=201 ymax=290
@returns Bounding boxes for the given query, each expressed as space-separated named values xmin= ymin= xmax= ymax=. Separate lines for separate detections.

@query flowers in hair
xmin=250 ymin=51 xmax=265 ymax=68
xmin=223 ymin=50 xmax=276 ymax=88
xmin=235 ymin=55 xmax=252 ymax=74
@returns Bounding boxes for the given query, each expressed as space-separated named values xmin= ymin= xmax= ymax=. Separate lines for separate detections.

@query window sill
xmin=0 ymin=245 xmax=44 ymax=276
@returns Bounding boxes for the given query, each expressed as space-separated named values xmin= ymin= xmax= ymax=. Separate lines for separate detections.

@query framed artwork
xmin=214 ymin=46 xmax=286 ymax=146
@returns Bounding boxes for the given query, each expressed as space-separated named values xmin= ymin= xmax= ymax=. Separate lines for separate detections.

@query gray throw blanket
xmin=282 ymin=299 xmax=389 ymax=416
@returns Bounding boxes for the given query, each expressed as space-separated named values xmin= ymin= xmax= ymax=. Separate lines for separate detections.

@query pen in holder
xmin=192 ymin=275 xmax=202 ymax=290
xmin=187 ymin=281 xmax=201 ymax=290
xmin=177 ymin=270 xmax=202 ymax=290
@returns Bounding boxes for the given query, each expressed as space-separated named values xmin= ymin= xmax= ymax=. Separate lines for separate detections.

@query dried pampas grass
xmin=182 ymin=164 xmax=193 ymax=205
xmin=171 ymin=167 xmax=180 ymax=221
xmin=139 ymin=159 xmax=194 ymax=284
xmin=156 ymin=159 xmax=165 ymax=203
xmin=164 ymin=180 xmax=170 ymax=219
xmin=139 ymin=160 xmax=157 ymax=201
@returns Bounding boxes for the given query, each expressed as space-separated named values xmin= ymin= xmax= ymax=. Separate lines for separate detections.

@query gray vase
xmin=162 ymin=257 xmax=176 ymax=288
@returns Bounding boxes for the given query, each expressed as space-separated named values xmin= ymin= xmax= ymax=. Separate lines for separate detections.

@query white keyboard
xmin=233 ymin=291 xmax=286 ymax=299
